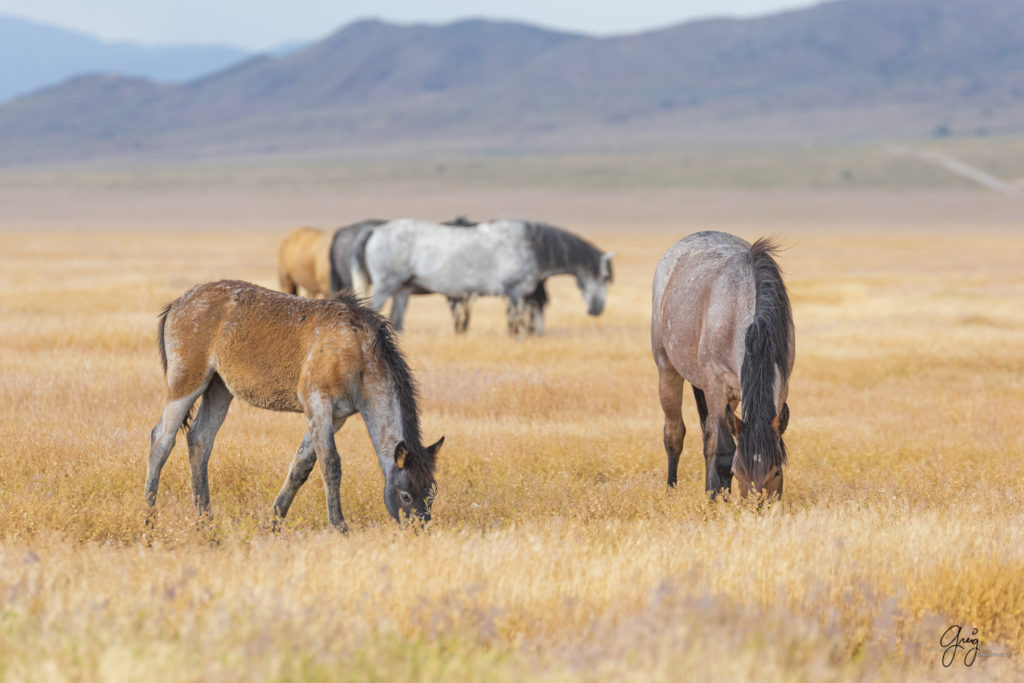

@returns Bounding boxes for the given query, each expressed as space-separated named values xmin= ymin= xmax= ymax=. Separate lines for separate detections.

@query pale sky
xmin=0 ymin=0 xmax=819 ymax=50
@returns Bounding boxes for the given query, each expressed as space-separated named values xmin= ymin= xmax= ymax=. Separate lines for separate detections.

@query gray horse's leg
xmin=506 ymin=297 xmax=528 ymax=337
xmin=186 ymin=374 xmax=233 ymax=515
xmin=388 ymin=289 xmax=411 ymax=331
xmin=524 ymin=300 xmax=545 ymax=335
xmin=273 ymin=417 xmax=347 ymax=521
xmin=145 ymin=385 xmax=206 ymax=506
xmin=657 ymin=364 xmax=686 ymax=488
xmin=448 ymin=297 xmax=470 ymax=334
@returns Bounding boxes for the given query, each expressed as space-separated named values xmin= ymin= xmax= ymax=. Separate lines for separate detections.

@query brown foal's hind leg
xmin=657 ymin=364 xmax=686 ymax=487
xmin=145 ymin=386 xmax=206 ymax=506
xmin=186 ymin=374 xmax=233 ymax=515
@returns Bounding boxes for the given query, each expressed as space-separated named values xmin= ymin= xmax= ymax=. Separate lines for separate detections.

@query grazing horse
xmin=145 ymin=280 xmax=444 ymax=530
xmin=365 ymin=219 xmax=613 ymax=333
xmin=278 ymin=226 xmax=334 ymax=298
xmin=651 ymin=231 xmax=794 ymax=499
xmin=329 ymin=217 xmax=551 ymax=335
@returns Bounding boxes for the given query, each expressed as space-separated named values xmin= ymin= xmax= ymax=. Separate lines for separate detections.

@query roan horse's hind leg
xmin=657 ymin=364 xmax=686 ymax=487
xmin=145 ymin=385 xmax=207 ymax=506
xmin=186 ymin=374 xmax=233 ymax=515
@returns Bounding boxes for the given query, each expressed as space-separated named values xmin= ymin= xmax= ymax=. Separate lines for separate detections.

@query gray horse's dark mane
xmin=331 ymin=290 xmax=435 ymax=488
xmin=522 ymin=221 xmax=605 ymax=278
xmin=738 ymin=238 xmax=793 ymax=484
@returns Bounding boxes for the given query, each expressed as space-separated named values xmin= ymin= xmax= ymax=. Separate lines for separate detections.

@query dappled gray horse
xmin=330 ymin=217 xmax=552 ymax=335
xmin=651 ymin=231 xmax=794 ymax=499
xmin=365 ymin=219 xmax=613 ymax=333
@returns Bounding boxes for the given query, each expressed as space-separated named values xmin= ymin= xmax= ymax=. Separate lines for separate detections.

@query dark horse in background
xmin=651 ymin=231 xmax=794 ymax=499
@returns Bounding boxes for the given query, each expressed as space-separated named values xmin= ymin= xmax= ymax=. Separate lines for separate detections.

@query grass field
xmin=1 ymin=185 xmax=1023 ymax=680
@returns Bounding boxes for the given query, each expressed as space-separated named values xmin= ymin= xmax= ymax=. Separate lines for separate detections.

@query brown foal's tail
xmin=156 ymin=302 xmax=194 ymax=433
xmin=157 ymin=303 xmax=172 ymax=376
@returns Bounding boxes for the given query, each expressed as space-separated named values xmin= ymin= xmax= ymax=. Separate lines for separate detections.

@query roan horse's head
xmin=578 ymin=252 xmax=614 ymax=316
xmin=731 ymin=403 xmax=788 ymax=499
xmin=384 ymin=437 xmax=444 ymax=523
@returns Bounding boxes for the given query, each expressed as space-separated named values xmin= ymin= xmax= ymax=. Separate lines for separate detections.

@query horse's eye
xmin=399 ymin=491 xmax=413 ymax=505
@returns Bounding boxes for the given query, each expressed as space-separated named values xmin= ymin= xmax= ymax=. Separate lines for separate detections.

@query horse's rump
xmin=278 ymin=227 xmax=333 ymax=297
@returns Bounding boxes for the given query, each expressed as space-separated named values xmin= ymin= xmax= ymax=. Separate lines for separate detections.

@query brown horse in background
xmin=278 ymin=226 xmax=333 ymax=298
xmin=651 ymin=231 xmax=794 ymax=499
xmin=145 ymin=280 xmax=443 ymax=530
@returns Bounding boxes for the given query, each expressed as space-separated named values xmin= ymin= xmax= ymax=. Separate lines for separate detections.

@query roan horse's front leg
xmin=700 ymin=408 xmax=736 ymax=498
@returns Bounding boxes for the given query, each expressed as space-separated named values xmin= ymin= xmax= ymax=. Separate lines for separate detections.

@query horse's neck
xmin=357 ymin=376 xmax=405 ymax=477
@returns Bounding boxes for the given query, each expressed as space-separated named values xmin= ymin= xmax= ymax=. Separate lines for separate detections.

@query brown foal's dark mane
xmin=331 ymin=290 xmax=436 ymax=488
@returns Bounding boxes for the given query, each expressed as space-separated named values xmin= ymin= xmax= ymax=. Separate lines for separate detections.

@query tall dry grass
xmin=1 ymin=226 xmax=1022 ymax=681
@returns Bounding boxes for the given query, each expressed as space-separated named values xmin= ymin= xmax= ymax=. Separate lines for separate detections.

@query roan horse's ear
xmin=427 ymin=436 xmax=444 ymax=458
xmin=394 ymin=441 xmax=409 ymax=469
xmin=774 ymin=403 xmax=790 ymax=435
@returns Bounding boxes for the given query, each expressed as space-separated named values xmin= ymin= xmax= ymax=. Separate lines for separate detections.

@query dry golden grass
xmin=1 ymin=220 xmax=1023 ymax=681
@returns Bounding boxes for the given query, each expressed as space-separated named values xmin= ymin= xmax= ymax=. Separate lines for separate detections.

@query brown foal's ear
xmin=731 ymin=415 xmax=744 ymax=438
xmin=394 ymin=441 xmax=409 ymax=469
xmin=426 ymin=436 xmax=444 ymax=458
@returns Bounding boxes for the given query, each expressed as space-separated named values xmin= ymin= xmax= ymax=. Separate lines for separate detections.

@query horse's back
xmin=365 ymin=219 xmax=531 ymax=297
xmin=652 ymin=232 xmax=756 ymax=387
xmin=163 ymin=281 xmax=366 ymax=412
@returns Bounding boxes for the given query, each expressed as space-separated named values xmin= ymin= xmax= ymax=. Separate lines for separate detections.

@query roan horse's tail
xmin=738 ymin=238 xmax=793 ymax=483
xmin=156 ymin=302 xmax=195 ymax=433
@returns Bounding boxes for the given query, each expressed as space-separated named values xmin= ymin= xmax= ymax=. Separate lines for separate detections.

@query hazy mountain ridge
xmin=0 ymin=14 xmax=251 ymax=103
xmin=2 ymin=0 xmax=1023 ymax=163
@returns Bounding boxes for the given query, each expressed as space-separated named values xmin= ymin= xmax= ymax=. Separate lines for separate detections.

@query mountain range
xmin=2 ymin=0 xmax=1023 ymax=164
xmin=0 ymin=15 xmax=251 ymax=104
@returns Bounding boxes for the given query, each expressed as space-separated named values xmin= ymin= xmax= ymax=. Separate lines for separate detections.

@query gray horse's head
xmin=578 ymin=252 xmax=614 ymax=316
xmin=384 ymin=438 xmax=443 ymax=523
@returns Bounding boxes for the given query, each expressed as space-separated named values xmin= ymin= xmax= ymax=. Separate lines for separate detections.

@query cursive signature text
xmin=940 ymin=624 xmax=980 ymax=667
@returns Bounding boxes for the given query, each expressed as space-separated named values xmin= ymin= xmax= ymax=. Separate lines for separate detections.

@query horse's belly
xmin=218 ymin=371 xmax=304 ymax=413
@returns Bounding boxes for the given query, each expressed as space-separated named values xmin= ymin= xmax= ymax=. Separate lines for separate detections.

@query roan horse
xmin=145 ymin=280 xmax=443 ymax=530
xmin=364 ymin=219 xmax=614 ymax=333
xmin=278 ymin=226 xmax=334 ymax=298
xmin=651 ymin=231 xmax=794 ymax=499
xmin=328 ymin=217 xmax=551 ymax=335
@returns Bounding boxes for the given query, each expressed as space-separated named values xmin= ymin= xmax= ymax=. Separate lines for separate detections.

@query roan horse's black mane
xmin=522 ymin=221 xmax=607 ymax=279
xmin=332 ymin=289 xmax=436 ymax=489
xmin=737 ymin=238 xmax=793 ymax=484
